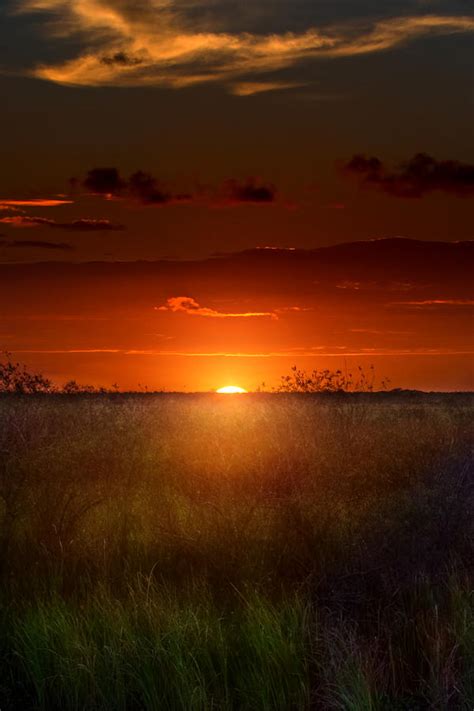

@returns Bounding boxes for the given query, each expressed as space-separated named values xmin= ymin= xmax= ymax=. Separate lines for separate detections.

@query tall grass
xmin=0 ymin=393 xmax=472 ymax=708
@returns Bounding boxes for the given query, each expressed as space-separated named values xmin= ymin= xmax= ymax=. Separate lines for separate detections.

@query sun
xmin=216 ymin=385 xmax=248 ymax=394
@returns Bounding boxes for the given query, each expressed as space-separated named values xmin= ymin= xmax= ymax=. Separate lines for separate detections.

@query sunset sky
xmin=0 ymin=0 xmax=473 ymax=391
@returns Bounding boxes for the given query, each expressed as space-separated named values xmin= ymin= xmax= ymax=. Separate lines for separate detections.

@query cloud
xmin=345 ymin=153 xmax=474 ymax=198
xmin=391 ymin=299 xmax=474 ymax=307
xmin=0 ymin=216 xmax=125 ymax=231
xmin=82 ymin=167 xmax=192 ymax=205
xmin=80 ymin=168 xmax=276 ymax=207
xmin=231 ymin=81 xmax=306 ymax=96
xmin=0 ymin=239 xmax=73 ymax=250
xmin=15 ymin=2 xmax=474 ymax=92
xmin=83 ymin=168 xmax=127 ymax=197
xmin=157 ymin=296 xmax=277 ymax=318
xmin=129 ymin=171 xmax=192 ymax=205
xmin=336 ymin=280 xmax=417 ymax=291
xmin=13 ymin=348 xmax=474 ymax=358
xmin=0 ymin=217 xmax=55 ymax=228
xmin=58 ymin=219 xmax=126 ymax=231
xmin=275 ymin=306 xmax=312 ymax=313
xmin=100 ymin=51 xmax=144 ymax=67
xmin=221 ymin=178 xmax=277 ymax=204
xmin=0 ymin=206 xmax=25 ymax=219
xmin=0 ymin=199 xmax=73 ymax=207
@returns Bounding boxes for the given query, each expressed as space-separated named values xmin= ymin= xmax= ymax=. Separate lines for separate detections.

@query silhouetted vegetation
xmin=0 ymin=387 xmax=472 ymax=709
xmin=276 ymin=364 xmax=390 ymax=393
xmin=0 ymin=353 xmax=54 ymax=394
xmin=0 ymin=353 xmax=118 ymax=395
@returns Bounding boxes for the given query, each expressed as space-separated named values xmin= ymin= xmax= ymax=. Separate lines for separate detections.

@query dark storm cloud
xmin=0 ymin=240 xmax=73 ymax=251
xmin=345 ymin=153 xmax=474 ymax=198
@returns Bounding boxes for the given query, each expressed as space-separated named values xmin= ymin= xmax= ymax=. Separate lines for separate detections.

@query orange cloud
xmin=16 ymin=2 xmax=474 ymax=92
xmin=231 ymin=81 xmax=306 ymax=96
xmin=157 ymin=296 xmax=277 ymax=319
xmin=275 ymin=306 xmax=312 ymax=314
xmin=0 ymin=199 xmax=73 ymax=207
xmin=14 ymin=348 xmax=474 ymax=358
xmin=0 ymin=217 xmax=51 ymax=228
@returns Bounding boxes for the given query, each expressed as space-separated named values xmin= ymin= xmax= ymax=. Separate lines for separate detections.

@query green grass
xmin=0 ymin=393 xmax=472 ymax=709
xmin=2 ymin=586 xmax=309 ymax=710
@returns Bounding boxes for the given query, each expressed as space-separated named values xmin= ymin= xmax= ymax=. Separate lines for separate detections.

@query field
xmin=0 ymin=392 xmax=472 ymax=710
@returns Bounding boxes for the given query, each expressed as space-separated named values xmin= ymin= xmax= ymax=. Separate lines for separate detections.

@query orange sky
xmin=1 ymin=240 xmax=472 ymax=391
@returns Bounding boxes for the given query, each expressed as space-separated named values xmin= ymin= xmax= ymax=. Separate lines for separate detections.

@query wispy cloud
xmin=13 ymin=349 xmax=122 ymax=354
xmin=156 ymin=296 xmax=277 ymax=319
xmin=391 ymin=299 xmax=474 ymax=307
xmin=0 ymin=215 xmax=125 ymax=231
xmin=0 ymin=239 xmax=73 ymax=250
xmin=0 ymin=199 xmax=73 ymax=207
xmin=275 ymin=306 xmax=312 ymax=314
xmin=13 ymin=348 xmax=474 ymax=358
xmin=231 ymin=80 xmax=306 ymax=96
xmin=15 ymin=2 xmax=474 ymax=92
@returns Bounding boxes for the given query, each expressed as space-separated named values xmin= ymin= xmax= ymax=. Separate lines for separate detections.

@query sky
xmin=0 ymin=0 xmax=473 ymax=391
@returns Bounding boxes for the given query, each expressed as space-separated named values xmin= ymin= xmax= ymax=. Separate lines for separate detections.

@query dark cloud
xmin=83 ymin=168 xmax=128 ymax=196
xmin=0 ymin=216 xmax=125 ymax=231
xmin=100 ymin=52 xmax=144 ymax=67
xmin=222 ymin=178 xmax=277 ymax=204
xmin=345 ymin=153 xmax=474 ymax=198
xmin=81 ymin=168 xmax=192 ymax=205
xmin=129 ymin=171 xmax=192 ymax=205
xmin=1 ymin=240 xmax=73 ymax=251
xmin=79 ymin=168 xmax=276 ymax=206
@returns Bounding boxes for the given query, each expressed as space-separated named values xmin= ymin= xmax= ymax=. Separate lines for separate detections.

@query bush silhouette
xmin=0 ymin=353 xmax=54 ymax=394
xmin=276 ymin=364 xmax=390 ymax=392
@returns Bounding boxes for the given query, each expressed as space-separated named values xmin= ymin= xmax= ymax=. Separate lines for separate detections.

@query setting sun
xmin=216 ymin=385 xmax=248 ymax=394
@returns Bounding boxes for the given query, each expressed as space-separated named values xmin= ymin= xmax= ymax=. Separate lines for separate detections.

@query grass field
xmin=0 ymin=392 xmax=472 ymax=709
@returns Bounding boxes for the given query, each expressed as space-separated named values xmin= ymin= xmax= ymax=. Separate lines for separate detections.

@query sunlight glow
xmin=216 ymin=385 xmax=248 ymax=394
